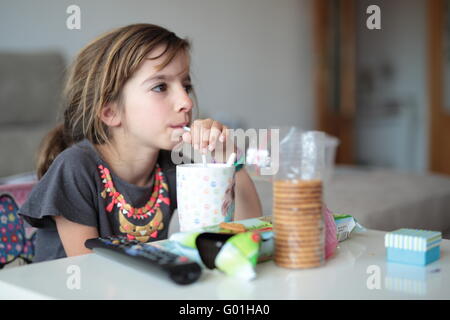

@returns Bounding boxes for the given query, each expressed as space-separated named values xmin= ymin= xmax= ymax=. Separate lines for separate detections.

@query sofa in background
xmin=0 ymin=51 xmax=65 ymax=177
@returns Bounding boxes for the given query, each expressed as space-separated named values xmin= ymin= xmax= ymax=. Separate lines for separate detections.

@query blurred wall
xmin=0 ymin=0 xmax=433 ymax=176
xmin=0 ymin=0 xmax=315 ymax=131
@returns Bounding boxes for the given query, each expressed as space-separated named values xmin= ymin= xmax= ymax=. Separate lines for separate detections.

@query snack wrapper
xmin=324 ymin=205 xmax=338 ymax=259
xmin=167 ymin=218 xmax=272 ymax=280
xmin=168 ymin=218 xmax=272 ymax=259
xmin=333 ymin=214 xmax=366 ymax=242
xmin=214 ymin=232 xmax=261 ymax=280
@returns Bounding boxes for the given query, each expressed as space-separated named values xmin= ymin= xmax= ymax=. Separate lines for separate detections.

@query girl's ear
xmin=100 ymin=102 xmax=121 ymax=127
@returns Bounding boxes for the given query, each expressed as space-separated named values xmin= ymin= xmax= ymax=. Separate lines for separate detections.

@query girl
xmin=19 ymin=23 xmax=262 ymax=262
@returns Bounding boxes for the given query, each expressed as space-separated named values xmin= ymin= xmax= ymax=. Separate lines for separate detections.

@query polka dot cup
xmin=176 ymin=163 xmax=236 ymax=232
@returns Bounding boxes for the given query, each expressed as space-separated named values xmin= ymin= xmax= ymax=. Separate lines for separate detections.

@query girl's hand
xmin=182 ymin=119 xmax=232 ymax=161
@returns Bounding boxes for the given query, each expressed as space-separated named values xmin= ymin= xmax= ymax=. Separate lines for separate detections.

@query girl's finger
xmin=192 ymin=120 xmax=201 ymax=150
xmin=208 ymin=122 xmax=223 ymax=151
xmin=201 ymin=126 xmax=211 ymax=153
xmin=219 ymin=125 xmax=229 ymax=143
xmin=197 ymin=119 xmax=213 ymax=153
xmin=182 ymin=131 xmax=191 ymax=144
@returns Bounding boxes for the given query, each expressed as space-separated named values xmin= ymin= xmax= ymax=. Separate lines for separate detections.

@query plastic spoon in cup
xmin=226 ymin=152 xmax=236 ymax=167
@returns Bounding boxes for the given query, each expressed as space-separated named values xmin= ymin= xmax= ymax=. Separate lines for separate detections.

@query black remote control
xmin=85 ymin=236 xmax=202 ymax=285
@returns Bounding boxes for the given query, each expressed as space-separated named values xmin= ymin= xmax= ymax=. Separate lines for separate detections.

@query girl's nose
xmin=175 ymin=88 xmax=194 ymax=113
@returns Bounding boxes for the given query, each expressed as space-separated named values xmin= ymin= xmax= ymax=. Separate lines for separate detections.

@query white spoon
xmin=226 ymin=152 xmax=237 ymax=167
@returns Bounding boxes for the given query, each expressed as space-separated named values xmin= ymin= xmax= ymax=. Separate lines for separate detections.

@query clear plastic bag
xmin=277 ymin=128 xmax=326 ymax=180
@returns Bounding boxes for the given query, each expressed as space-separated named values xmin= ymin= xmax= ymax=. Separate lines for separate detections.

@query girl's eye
xmin=184 ymin=84 xmax=193 ymax=94
xmin=151 ymin=83 xmax=167 ymax=92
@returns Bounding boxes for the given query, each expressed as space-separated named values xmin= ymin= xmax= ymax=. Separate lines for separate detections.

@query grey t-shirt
xmin=18 ymin=139 xmax=178 ymax=263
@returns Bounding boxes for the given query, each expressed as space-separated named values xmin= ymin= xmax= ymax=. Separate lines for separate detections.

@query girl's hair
xmin=36 ymin=23 xmax=192 ymax=179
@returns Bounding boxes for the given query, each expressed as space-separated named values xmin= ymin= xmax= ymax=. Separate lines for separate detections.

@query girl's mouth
xmin=169 ymin=122 xmax=188 ymax=129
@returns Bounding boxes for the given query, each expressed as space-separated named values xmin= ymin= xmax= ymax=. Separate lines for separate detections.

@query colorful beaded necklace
xmin=98 ymin=164 xmax=170 ymax=220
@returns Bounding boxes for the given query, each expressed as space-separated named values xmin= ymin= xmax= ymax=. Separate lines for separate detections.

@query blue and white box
xmin=385 ymin=229 xmax=442 ymax=266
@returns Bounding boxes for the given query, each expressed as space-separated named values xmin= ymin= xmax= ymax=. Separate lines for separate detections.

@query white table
xmin=0 ymin=230 xmax=449 ymax=300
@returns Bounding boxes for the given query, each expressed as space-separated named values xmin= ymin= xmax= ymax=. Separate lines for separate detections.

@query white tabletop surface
xmin=0 ymin=230 xmax=449 ymax=300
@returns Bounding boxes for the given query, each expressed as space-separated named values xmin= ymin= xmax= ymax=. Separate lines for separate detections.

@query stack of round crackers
xmin=272 ymin=179 xmax=325 ymax=269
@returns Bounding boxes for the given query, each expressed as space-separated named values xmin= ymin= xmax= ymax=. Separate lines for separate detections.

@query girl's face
xmin=118 ymin=45 xmax=194 ymax=151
